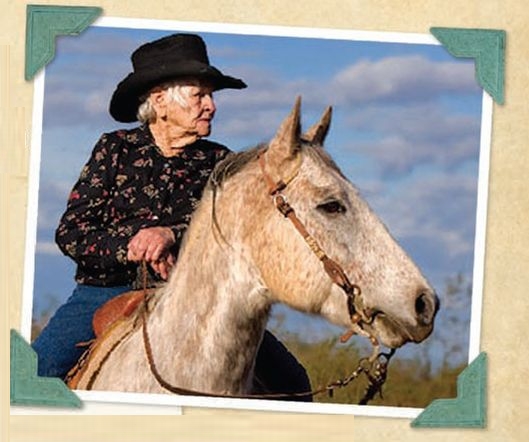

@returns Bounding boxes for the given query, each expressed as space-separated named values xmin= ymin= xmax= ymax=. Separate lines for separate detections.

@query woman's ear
xmin=149 ymin=89 xmax=168 ymax=120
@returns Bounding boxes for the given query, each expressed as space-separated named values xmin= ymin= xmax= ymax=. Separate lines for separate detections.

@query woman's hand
xmin=149 ymin=254 xmax=176 ymax=281
xmin=127 ymin=227 xmax=176 ymax=279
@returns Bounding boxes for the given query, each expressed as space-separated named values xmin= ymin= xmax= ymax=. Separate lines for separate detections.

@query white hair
xmin=136 ymin=78 xmax=201 ymax=123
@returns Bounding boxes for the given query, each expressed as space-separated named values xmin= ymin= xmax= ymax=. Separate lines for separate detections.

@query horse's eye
xmin=317 ymin=200 xmax=346 ymax=214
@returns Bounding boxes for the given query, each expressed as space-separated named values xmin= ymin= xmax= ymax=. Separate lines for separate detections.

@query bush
xmin=278 ymin=334 xmax=463 ymax=407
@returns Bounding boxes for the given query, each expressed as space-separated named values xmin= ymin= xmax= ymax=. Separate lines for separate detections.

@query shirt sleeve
xmin=165 ymin=142 xmax=232 ymax=258
xmin=55 ymin=133 xmax=130 ymax=271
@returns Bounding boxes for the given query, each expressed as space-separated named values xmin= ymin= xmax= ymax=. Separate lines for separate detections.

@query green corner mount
xmin=411 ymin=352 xmax=487 ymax=428
xmin=430 ymin=27 xmax=505 ymax=104
xmin=25 ymin=4 xmax=103 ymax=81
xmin=10 ymin=329 xmax=82 ymax=408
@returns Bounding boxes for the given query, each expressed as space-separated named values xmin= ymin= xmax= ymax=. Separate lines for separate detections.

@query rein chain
xmin=140 ymin=150 xmax=395 ymax=403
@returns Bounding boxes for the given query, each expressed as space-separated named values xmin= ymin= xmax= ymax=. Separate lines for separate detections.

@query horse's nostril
xmin=415 ymin=291 xmax=438 ymax=326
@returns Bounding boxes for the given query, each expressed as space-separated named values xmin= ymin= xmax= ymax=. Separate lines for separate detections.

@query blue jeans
xmin=32 ymin=284 xmax=131 ymax=379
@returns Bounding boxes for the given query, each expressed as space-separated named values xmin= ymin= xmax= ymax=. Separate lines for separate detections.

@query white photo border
xmin=19 ymin=16 xmax=491 ymax=418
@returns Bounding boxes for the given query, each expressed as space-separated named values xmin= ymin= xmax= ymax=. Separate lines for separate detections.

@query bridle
xmin=140 ymin=147 xmax=394 ymax=402
xmin=258 ymin=149 xmax=379 ymax=347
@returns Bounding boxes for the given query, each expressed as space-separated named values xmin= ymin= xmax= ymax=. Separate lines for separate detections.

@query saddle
xmin=92 ymin=289 xmax=151 ymax=338
xmin=66 ymin=288 xmax=155 ymax=389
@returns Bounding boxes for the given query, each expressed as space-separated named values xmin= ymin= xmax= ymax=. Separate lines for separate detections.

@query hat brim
xmin=109 ymin=61 xmax=246 ymax=123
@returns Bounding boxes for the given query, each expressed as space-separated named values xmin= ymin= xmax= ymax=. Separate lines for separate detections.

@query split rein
xmin=140 ymin=149 xmax=396 ymax=403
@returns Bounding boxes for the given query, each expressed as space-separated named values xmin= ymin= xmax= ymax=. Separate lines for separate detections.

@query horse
xmin=69 ymin=98 xmax=439 ymax=397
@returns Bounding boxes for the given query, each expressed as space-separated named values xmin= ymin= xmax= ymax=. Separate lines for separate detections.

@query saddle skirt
xmin=66 ymin=289 xmax=155 ymax=390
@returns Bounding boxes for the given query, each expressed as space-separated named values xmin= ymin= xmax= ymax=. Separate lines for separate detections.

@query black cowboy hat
xmin=109 ymin=33 xmax=247 ymax=122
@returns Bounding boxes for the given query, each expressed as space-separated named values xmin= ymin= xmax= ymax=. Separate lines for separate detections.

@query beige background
xmin=2 ymin=0 xmax=529 ymax=440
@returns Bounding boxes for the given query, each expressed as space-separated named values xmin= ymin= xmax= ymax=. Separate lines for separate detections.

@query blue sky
xmin=31 ymin=23 xmax=485 ymax=368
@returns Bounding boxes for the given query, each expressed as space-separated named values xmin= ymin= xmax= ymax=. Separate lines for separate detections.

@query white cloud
xmin=330 ymin=55 xmax=479 ymax=104
xmin=213 ymin=55 xmax=481 ymax=156
xmin=366 ymin=173 xmax=478 ymax=260
xmin=43 ymin=63 xmax=123 ymax=128
xmin=342 ymin=102 xmax=481 ymax=177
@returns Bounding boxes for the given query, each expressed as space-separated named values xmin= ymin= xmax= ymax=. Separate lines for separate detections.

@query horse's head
xmin=210 ymin=98 xmax=438 ymax=349
xmin=211 ymin=96 xmax=438 ymax=348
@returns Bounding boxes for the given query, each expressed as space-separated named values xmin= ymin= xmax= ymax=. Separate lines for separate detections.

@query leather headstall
xmin=257 ymin=150 xmax=372 ymax=340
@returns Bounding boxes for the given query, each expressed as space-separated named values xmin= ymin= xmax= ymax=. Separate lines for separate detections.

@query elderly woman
xmin=32 ymin=33 xmax=311 ymax=400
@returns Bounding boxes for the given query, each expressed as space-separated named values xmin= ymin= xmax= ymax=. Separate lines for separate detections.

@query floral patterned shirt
xmin=55 ymin=124 xmax=231 ymax=286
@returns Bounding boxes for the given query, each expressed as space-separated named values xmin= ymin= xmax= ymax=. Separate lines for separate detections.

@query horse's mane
xmin=205 ymin=141 xmax=346 ymax=244
xmin=208 ymin=144 xmax=265 ymax=191
xmin=208 ymin=140 xmax=344 ymax=192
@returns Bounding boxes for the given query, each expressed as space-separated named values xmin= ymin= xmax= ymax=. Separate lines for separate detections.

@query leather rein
xmin=140 ymin=148 xmax=391 ymax=401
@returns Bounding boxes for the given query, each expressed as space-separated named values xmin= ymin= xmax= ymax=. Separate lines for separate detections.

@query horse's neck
xmin=145 ymin=198 xmax=271 ymax=392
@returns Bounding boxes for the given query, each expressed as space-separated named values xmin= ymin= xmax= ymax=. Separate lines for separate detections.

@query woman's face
xmin=156 ymin=83 xmax=216 ymax=138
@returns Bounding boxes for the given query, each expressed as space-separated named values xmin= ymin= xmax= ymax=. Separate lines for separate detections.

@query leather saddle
xmin=91 ymin=289 xmax=155 ymax=338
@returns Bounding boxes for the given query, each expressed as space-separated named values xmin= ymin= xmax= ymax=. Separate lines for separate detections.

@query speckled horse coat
xmin=72 ymin=98 xmax=438 ymax=395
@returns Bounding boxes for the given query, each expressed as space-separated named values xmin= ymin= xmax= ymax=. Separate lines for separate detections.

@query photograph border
xmin=13 ymin=9 xmax=495 ymax=422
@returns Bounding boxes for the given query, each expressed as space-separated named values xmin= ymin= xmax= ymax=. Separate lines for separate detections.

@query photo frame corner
xmin=10 ymin=329 xmax=83 ymax=409
xmin=25 ymin=3 xmax=103 ymax=81
xmin=429 ymin=26 xmax=506 ymax=105
xmin=411 ymin=352 xmax=487 ymax=429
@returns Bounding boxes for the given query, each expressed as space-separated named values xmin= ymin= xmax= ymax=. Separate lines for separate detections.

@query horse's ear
xmin=303 ymin=106 xmax=332 ymax=146
xmin=268 ymin=96 xmax=302 ymax=160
